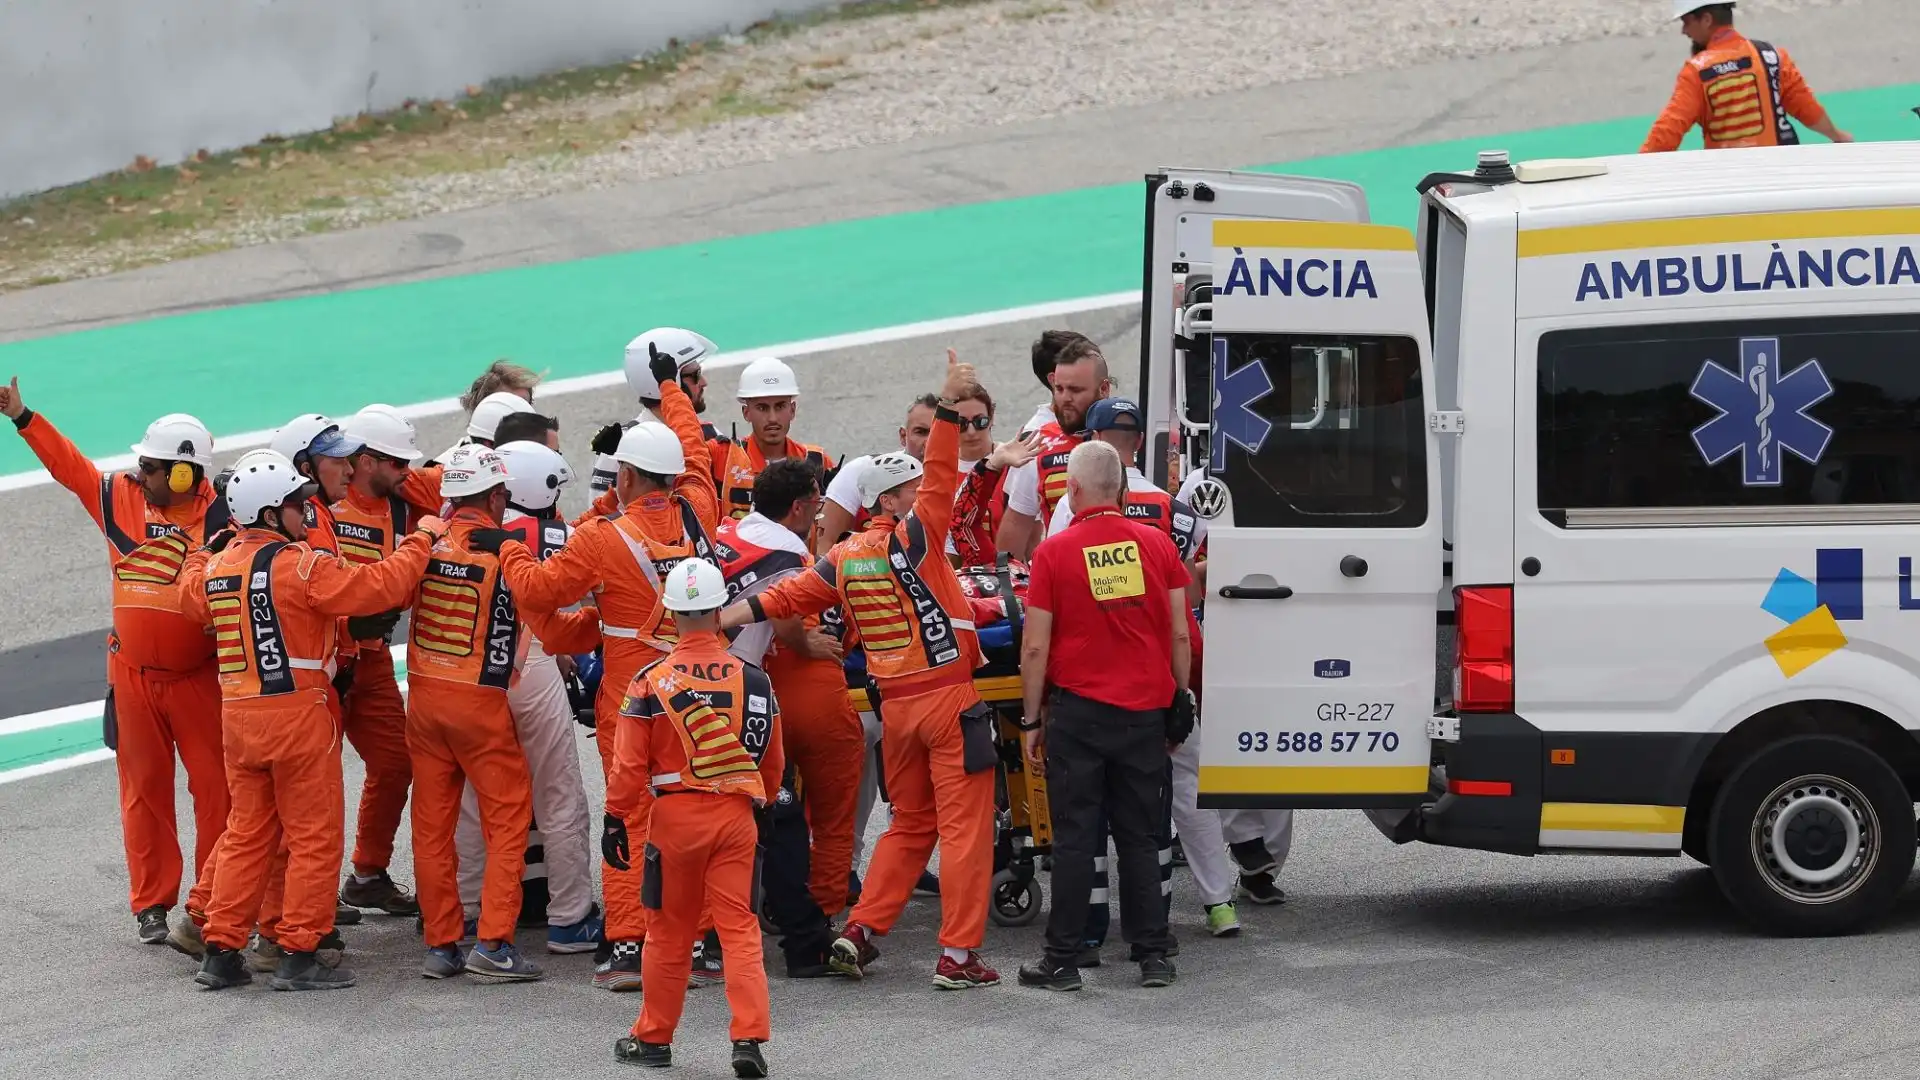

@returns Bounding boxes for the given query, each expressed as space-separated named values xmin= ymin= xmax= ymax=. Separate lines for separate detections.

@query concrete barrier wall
xmin=1 ymin=0 xmax=837 ymax=199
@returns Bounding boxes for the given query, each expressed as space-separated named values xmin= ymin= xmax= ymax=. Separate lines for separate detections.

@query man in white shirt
xmin=997 ymin=338 xmax=1112 ymax=559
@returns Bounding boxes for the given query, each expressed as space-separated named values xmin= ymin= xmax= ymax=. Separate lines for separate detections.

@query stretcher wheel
xmin=989 ymin=869 xmax=1041 ymax=928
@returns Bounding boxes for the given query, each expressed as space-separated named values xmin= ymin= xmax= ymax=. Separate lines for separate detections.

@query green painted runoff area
xmin=1 ymin=84 xmax=1915 ymax=479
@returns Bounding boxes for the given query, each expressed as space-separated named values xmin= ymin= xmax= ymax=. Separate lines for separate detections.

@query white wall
xmin=0 ymin=0 xmax=837 ymax=199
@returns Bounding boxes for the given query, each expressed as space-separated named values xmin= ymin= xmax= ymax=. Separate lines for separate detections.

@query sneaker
xmin=829 ymin=924 xmax=879 ymax=979
xmin=422 ymin=944 xmax=466 ymax=980
xmin=595 ymin=939 xmax=644 ymax=991
xmin=615 ymin=1038 xmax=671 ymax=1068
xmin=167 ymin=913 xmax=206 ymax=959
xmin=1237 ymin=872 xmax=1286 ymax=906
xmin=689 ymin=933 xmax=724 ymax=988
xmin=246 ymin=934 xmax=285 ymax=973
xmin=339 ymin=870 xmax=420 ymax=916
xmin=135 ymin=905 xmax=169 ymax=945
xmin=1228 ymin=840 xmax=1279 ymax=878
xmin=914 ymin=870 xmax=941 ymax=897
xmin=1017 ymin=957 xmax=1083 ymax=992
xmin=315 ymin=928 xmax=346 ymax=969
xmin=932 ymin=952 xmax=1001 ymax=990
xmin=334 ymin=903 xmax=364 ymax=926
xmin=1139 ymin=955 xmax=1177 ymax=988
xmin=547 ymin=912 xmax=605 ymax=954
xmin=1206 ymin=901 xmax=1242 ymax=938
xmin=270 ymin=950 xmax=356 ymax=991
xmin=731 ymin=1040 xmax=769 ymax=1078
xmin=1074 ymin=945 xmax=1102 ymax=969
xmin=194 ymin=945 xmax=252 ymax=990
xmin=467 ymin=940 xmax=545 ymax=982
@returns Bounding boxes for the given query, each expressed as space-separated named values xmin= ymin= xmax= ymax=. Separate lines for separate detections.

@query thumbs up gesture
xmin=0 ymin=376 xmax=22 ymax=421
xmin=941 ymin=347 xmax=977 ymax=402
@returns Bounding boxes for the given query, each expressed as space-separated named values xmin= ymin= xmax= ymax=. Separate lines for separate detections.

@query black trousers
xmin=760 ymin=789 xmax=835 ymax=972
xmin=1044 ymin=688 xmax=1173 ymax=963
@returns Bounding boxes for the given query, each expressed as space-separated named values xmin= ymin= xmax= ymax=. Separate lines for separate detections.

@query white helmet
xmin=856 ymin=451 xmax=925 ymax=508
xmin=624 ymin=327 xmax=718 ymax=402
xmin=1671 ymin=0 xmax=1730 ymax=17
xmin=345 ymin=404 xmax=423 ymax=461
xmin=661 ymin=557 xmax=726 ymax=613
xmin=130 ymin=413 xmax=214 ymax=467
xmin=466 ymin=391 xmax=536 ymax=442
xmin=225 ymin=450 xmax=316 ymax=526
xmin=270 ymin=413 xmax=361 ymax=464
xmin=612 ymin=421 xmax=686 ymax=476
xmin=439 ymin=443 xmax=510 ymax=499
xmin=496 ymin=440 xmax=573 ymax=512
xmin=737 ymin=356 xmax=799 ymax=400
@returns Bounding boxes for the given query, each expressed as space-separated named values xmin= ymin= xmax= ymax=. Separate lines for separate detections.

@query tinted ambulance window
xmin=1215 ymin=333 xmax=1427 ymax=528
xmin=1538 ymin=314 xmax=1920 ymax=515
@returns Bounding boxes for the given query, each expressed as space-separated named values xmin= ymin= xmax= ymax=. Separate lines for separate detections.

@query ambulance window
xmin=1537 ymin=313 xmax=1920 ymax=518
xmin=1215 ymin=332 xmax=1427 ymax=528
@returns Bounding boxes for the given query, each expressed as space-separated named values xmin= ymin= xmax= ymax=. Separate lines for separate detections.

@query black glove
xmin=332 ymin=663 xmax=356 ymax=698
xmin=346 ymin=608 xmax=403 ymax=641
xmin=211 ymin=468 xmax=235 ymax=497
xmin=591 ymin=421 xmax=625 ymax=457
xmin=468 ymin=527 xmax=512 ymax=555
xmin=648 ymin=342 xmax=680 ymax=390
xmin=602 ymin=813 xmax=631 ymax=872
xmin=202 ymin=526 xmax=236 ymax=554
xmin=1167 ymin=688 xmax=1197 ymax=747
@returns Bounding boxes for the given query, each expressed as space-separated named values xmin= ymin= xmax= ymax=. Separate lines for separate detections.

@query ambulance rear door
xmin=1194 ymin=218 xmax=1442 ymax=810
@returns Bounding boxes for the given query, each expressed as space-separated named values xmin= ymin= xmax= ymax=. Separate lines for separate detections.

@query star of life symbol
xmin=1689 ymin=337 xmax=1834 ymax=486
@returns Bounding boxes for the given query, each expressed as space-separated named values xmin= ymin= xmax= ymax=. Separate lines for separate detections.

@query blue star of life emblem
xmin=1689 ymin=337 xmax=1834 ymax=487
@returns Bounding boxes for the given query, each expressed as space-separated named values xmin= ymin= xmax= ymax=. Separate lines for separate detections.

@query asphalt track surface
xmin=8 ymin=3 xmax=1920 ymax=1077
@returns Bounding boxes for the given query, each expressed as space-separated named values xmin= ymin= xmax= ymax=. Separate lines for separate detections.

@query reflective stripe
xmin=602 ymin=624 xmax=641 ymax=639
xmin=287 ymin=657 xmax=338 ymax=677
xmin=651 ymin=771 xmax=683 ymax=786
xmin=951 ymin=619 xmax=976 ymax=632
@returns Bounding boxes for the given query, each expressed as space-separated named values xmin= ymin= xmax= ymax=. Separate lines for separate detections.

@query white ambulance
xmin=1143 ymin=142 xmax=1920 ymax=935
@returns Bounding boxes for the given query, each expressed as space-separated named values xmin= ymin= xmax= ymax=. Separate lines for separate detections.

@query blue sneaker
xmin=466 ymin=941 xmax=544 ymax=982
xmin=547 ymin=913 xmax=605 ymax=955
xmin=423 ymin=944 xmax=466 ymax=980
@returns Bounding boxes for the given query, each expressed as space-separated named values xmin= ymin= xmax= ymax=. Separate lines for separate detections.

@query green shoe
xmin=1206 ymin=901 xmax=1241 ymax=938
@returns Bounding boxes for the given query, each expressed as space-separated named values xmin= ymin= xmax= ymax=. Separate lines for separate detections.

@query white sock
xmin=943 ymin=947 xmax=968 ymax=963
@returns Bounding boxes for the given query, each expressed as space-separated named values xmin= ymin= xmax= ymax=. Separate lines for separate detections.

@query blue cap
xmin=1083 ymin=397 xmax=1143 ymax=434
xmin=306 ymin=425 xmax=364 ymax=459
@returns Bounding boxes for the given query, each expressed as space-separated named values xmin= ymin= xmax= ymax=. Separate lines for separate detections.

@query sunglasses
xmin=137 ymin=459 xmax=167 ymax=475
xmin=955 ymin=414 xmax=993 ymax=431
xmin=360 ymin=449 xmax=412 ymax=467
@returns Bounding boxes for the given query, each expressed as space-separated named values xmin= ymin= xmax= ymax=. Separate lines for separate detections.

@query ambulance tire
xmin=1706 ymin=735 xmax=1914 ymax=937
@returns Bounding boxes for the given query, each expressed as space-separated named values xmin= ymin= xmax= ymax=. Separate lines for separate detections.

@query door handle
xmin=1219 ymin=584 xmax=1293 ymax=600
xmin=1340 ymin=555 xmax=1368 ymax=578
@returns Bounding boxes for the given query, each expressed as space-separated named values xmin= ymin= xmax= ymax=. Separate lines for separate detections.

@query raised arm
xmin=298 ymin=525 xmax=441 ymax=617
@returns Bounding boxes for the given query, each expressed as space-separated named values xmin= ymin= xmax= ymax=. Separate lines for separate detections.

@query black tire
xmin=989 ymin=870 xmax=1042 ymax=928
xmin=1707 ymin=735 xmax=1913 ymax=937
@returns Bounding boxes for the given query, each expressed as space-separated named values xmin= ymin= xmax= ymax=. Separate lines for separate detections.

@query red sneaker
xmin=932 ymin=952 xmax=1001 ymax=990
xmin=830 ymin=924 xmax=880 ymax=979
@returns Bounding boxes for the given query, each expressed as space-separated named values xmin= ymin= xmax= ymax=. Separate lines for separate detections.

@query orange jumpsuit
xmin=1643 ymin=27 xmax=1832 ymax=152
xmin=715 ymin=516 xmax=862 ymax=915
xmin=330 ymin=469 xmax=443 ymax=875
xmin=614 ymin=634 xmax=783 ymax=1044
xmin=180 ymin=526 xmax=433 ymax=954
xmin=749 ymin=405 xmax=996 ymax=950
xmin=501 ymin=380 xmax=717 ymax=945
xmin=714 ymin=436 xmax=835 ymax=528
xmin=14 ymin=410 xmax=230 ymax=919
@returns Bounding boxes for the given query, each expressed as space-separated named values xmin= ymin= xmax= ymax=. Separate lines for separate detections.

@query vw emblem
xmin=1188 ymin=477 xmax=1228 ymax=519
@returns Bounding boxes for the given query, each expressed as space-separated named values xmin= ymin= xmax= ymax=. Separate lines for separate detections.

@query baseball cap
xmin=307 ymin=425 xmax=364 ymax=458
xmin=1083 ymin=397 xmax=1143 ymax=435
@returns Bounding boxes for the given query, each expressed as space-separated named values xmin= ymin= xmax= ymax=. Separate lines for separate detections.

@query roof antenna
xmin=1474 ymin=150 xmax=1516 ymax=184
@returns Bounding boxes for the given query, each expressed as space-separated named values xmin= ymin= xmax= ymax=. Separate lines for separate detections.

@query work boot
xmin=1074 ymin=945 xmax=1102 ymax=969
xmin=547 ymin=909 xmax=605 ymax=955
xmin=1206 ymin=901 xmax=1241 ymax=938
xmin=167 ymin=913 xmax=206 ymax=958
xmin=1237 ymin=871 xmax=1286 ymax=906
xmin=615 ymin=1038 xmax=671 ymax=1068
xmin=689 ymin=931 xmax=723 ymax=988
xmin=914 ymin=870 xmax=941 ymax=898
xmin=422 ymin=944 xmax=466 ymax=980
xmin=1138 ymin=955 xmax=1177 ymax=988
xmin=731 ymin=1040 xmax=769 ymax=1078
xmin=135 ymin=905 xmax=169 ymax=945
xmin=467 ymin=940 xmax=544 ymax=982
xmin=595 ymin=939 xmax=644 ymax=992
xmin=315 ymin=929 xmax=346 ymax=968
xmin=270 ymin=949 xmax=356 ymax=991
xmin=195 ymin=945 xmax=252 ymax=990
xmin=339 ymin=870 xmax=420 ymax=916
xmin=334 ymin=902 xmax=364 ymax=926
xmin=1017 ymin=957 xmax=1083 ymax=992
xmin=246 ymin=934 xmax=285 ymax=973
xmin=829 ymin=924 xmax=880 ymax=979
xmin=931 ymin=951 xmax=1001 ymax=990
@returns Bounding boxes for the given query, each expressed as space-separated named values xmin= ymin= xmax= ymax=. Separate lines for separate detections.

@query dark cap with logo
xmin=1083 ymin=397 xmax=1143 ymax=434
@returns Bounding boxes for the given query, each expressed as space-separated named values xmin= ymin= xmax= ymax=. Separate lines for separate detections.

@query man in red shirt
xmin=1015 ymin=440 xmax=1194 ymax=992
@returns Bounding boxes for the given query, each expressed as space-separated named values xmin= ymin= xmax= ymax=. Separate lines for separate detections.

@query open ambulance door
xmin=1137 ymin=170 xmax=1442 ymax=811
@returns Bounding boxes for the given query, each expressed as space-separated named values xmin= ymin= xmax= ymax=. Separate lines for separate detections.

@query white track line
xmin=0 ymin=748 xmax=116 ymax=786
xmin=0 ymin=289 xmax=1140 ymax=496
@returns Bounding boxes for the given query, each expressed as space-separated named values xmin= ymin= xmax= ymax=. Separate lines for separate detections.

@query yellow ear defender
xmin=169 ymin=462 xmax=195 ymax=494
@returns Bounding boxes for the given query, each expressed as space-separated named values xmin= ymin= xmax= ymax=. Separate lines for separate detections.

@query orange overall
xmin=15 ymin=411 xmax=230 ymax=918
xmin=614 ymin=634 xmax=783 ymax=1044
xmin=180 ymin=527 xmax=433 ymax=953
xmin=329 ymin=469 xmax=443 ymax=875
xmin=1642 ymin=27 xmax=1832 ymax=152
xmin=750 ymin=405 xmax=996 ymax=949
xmin=714 ymin=436 xmax=834 ymax=527
xmin=502 ymin=380 xmax=717 ymax=944
xmin=715 ymin=517 xmax=863 ymax=916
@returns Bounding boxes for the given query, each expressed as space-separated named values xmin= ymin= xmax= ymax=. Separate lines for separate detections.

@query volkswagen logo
xmin=1188 ymin=477 xmax=1228 ymax=519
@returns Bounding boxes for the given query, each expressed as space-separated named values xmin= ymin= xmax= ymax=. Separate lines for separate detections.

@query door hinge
xmin=1166 ymin=180 xmax=1189 ymax=200
xmin=1427 ymin=715 xmax=1460 ymax=742
xmin=1429 ymin=411 xmax=1465 ymax=434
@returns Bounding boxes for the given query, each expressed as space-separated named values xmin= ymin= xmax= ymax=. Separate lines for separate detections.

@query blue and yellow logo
xmin=1760 ymin=548 xmax=1861 ymax=677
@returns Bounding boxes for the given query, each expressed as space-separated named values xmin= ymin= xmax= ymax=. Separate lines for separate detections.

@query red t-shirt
xmin=1027 ymin=507 xmax=1190 ymax=712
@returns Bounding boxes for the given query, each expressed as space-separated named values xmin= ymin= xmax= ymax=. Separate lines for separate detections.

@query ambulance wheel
xmin=1707 ymin=735 xmax=1913 ymax=937
xmin=989 ymin=870 xmax=1041 ymax=928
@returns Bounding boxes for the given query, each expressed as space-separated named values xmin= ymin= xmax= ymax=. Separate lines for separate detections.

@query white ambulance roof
xmin=1444 ymin=142 xmax=1920 ymax=227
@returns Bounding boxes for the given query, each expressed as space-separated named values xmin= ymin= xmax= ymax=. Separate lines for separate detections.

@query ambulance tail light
xmin=1452 ymin=585 xmax=1513 ymax=713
